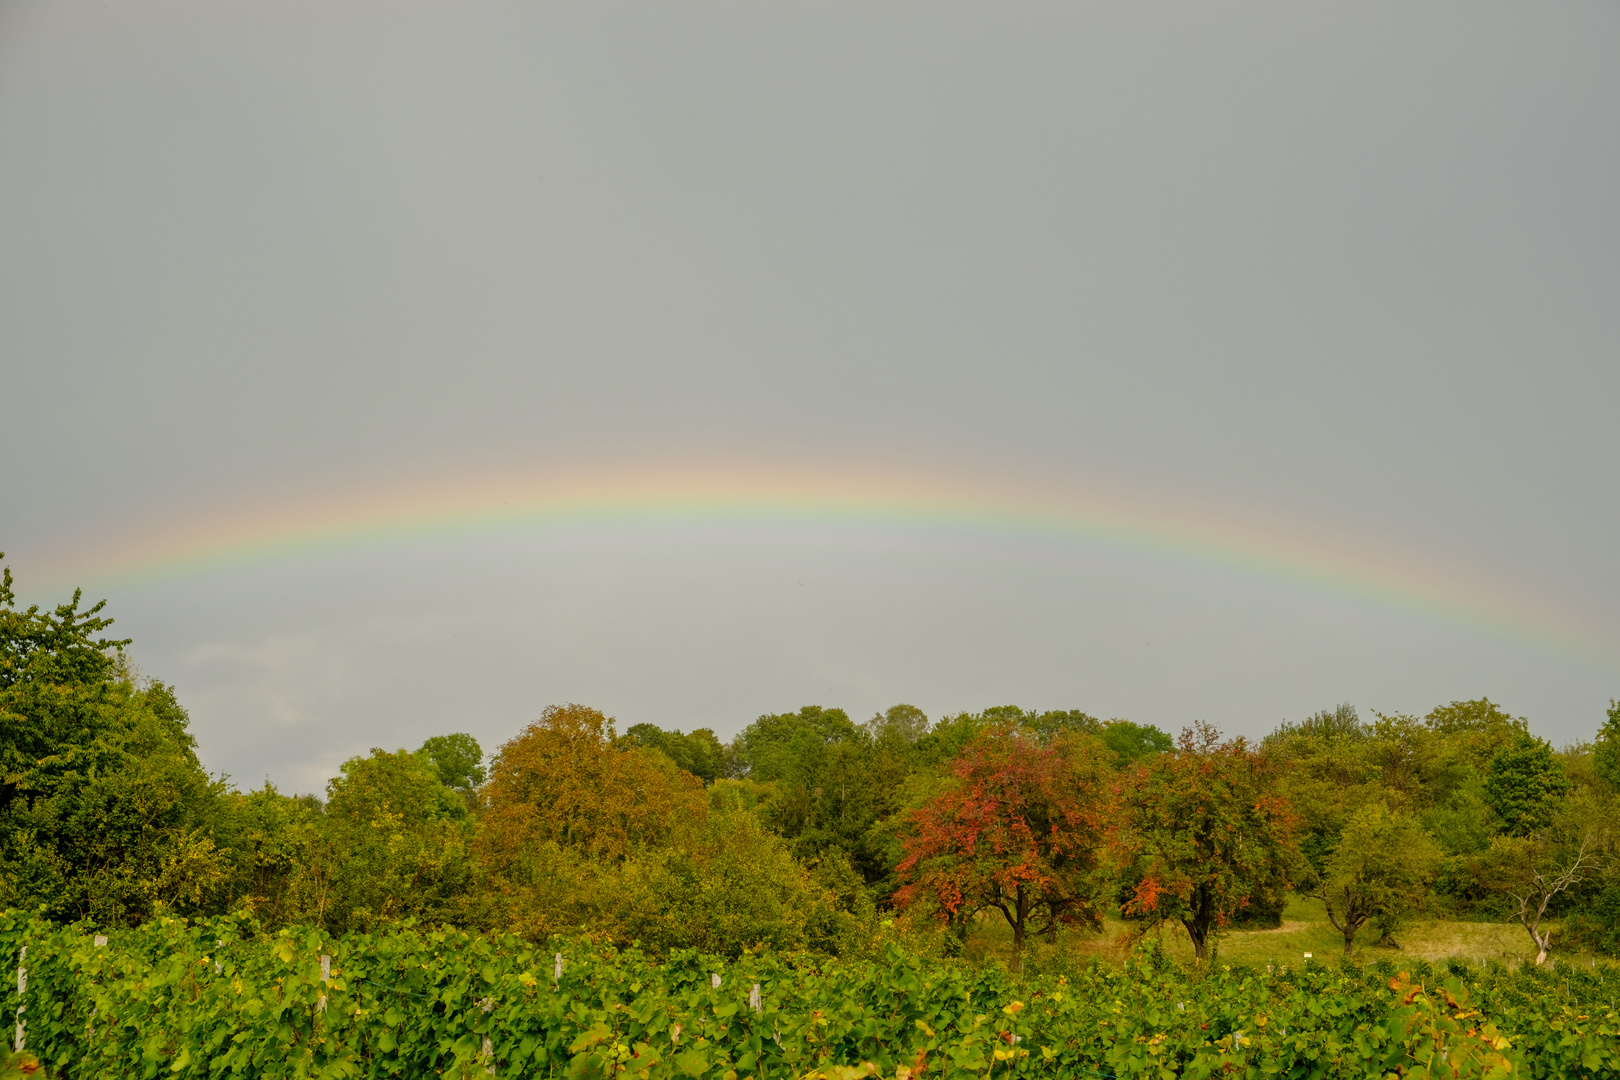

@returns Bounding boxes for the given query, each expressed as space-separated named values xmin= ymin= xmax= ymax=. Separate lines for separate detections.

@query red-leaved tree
xmin=1113 ymin=721 xmax=1299 ymax=961
xmin=894 ymin=727 xmax=1110 ymax=969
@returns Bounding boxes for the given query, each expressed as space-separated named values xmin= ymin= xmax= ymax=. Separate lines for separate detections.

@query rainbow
xmin=18 ymin=458 xmax=1614 ymax=669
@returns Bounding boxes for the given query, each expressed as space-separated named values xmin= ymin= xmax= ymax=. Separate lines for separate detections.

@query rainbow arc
xmin=20 ymin=459 xmax=1612 ymax=669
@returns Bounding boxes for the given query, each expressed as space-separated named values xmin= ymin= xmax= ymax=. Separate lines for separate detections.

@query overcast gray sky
xmin=3 ymin=1 xmax=1617 ymax=792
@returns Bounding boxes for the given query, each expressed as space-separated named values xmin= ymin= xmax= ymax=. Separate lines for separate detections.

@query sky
xmin=2 ymin=1 xmax=1617 ymax=793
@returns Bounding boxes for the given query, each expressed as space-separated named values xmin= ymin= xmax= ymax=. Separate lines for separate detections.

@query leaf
xmin=674 ymin=1048 xmax=710 ymax=1077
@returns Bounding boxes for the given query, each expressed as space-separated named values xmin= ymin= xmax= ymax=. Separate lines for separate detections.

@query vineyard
xmin=2 ymin=912 xmax=1616 ymax=1080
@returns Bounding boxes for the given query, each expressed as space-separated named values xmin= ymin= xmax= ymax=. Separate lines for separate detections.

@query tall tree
xmin=619 ymin=723 xmax=726 ymax=784
xmin=1422 ymin=699 xmax=1530 ymax=808
xmin=895 ymin=727 xmax=1110 ymax=970
xmin=476 ymin=704 xmax=705 ymax=939
xmin=728 ymin=705 xmax=902 ymax=887
xmin=1482 ymin=832 xmax=1593 ymax=966
xmin=480 ymin=704 xmax=703 ymax=863
xmin=1315 ymin=803 xmax=1441 ymax=956
xmin=1098 ymin=720 xmax=1173 ymax=770
xmin=319 ymin=747 xmax=482 ymax=932
xmin=1484 ymin=734 xmax=1569 ymax=836
xmin=1264 ymin=705 xmax=1380 ymax=877
xmin=865 ymin=703 xmax=930 ymax=744
xmin=1114 ymin=722 xmax=1299 ymax=961
xmin=217 ymin=782 xmax=329 ymax=928
xmin=0 ymin=558 xmax=227 ymax=925
xmin=417 ymin=733 xmax=486 ymax=792
xmin=1591 ymin=699 xmax=1620 ymax=791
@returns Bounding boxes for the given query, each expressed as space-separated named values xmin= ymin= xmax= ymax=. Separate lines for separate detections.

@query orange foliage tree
xmin=894 ymin=727 xmax=1111 ymax=969
xmin=1113 ymin=722 xmax=1299 ymax=961
xmin=475 ymin=704 xmax=706 ymax=937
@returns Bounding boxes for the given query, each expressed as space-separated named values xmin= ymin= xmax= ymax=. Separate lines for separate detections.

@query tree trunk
xmin=1008 ymin=886 xmax=1028 ymax=972
xmin=1185 ymin=886 xmax=1215 ymax=962
xmin=1320 ymin=887 xmax=1366 ymax=959
xmin=1182 ymin=915 xmax=1211 ymax=961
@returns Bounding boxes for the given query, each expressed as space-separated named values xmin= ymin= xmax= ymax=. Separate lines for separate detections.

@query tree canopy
xmin=2 ymin=555 xmax=1617 ymax=967
xmin=1315 ymin=803 xmax=1441 ymax=956
xmin=1114 ymin=723 xmax=1299 ymax=960
xmin=896 ymin=726 xmax=1112 ymax=968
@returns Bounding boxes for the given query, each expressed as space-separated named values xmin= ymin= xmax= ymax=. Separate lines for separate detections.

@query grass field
xmin=962 ymin=894 xmax=1607 ymax=973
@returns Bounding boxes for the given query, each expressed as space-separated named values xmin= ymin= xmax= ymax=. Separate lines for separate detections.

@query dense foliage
xmin=4 ymin=913 xmax=1617 ymax=1080
xmin=894 ymin=728 xmax=1110 ymax=965
xmin=1113 ymin=723 xmax=1299 ymax=961
xmin=4 ymin=557 xmax=1620 ymax=965
xmin=4 ymin=556 xmax=1620 ymax=1074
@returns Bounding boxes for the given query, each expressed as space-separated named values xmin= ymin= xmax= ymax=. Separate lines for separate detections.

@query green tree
xmin=1483 ymin=734 xmax=1569 ymax=836
xmin=319 ymin=747 xmax=483 ymax=932
xmin=1366 ymin=712 xmax=1439 ymax=810
xmin=1098 ymin=720 xmax=1173 ymax=770
xmin=865 ymin=703 xmax=929 ymax=744
xmin=610 ymin=806 xmax=855 ymax=956
xmin=1114 ymin=722 xmax=1300 ymax=961
xmin=912 ymin=711 xmax=987 ymax=770
xmin=1593 ymin=699 xmax=1620 ymax=790
xmin=1420 ymin=772 xmax=1495 ymax=855
xmin=1315 ymin=803 xmax=1441 ymax=956
xmin=217 ymin=782 xmax=329 ymax=927
xmin=1425 ymin=698 xmax=1525 ymax=737
xmin=0 ymin=556 xmax=128 ymax=691
xmin=417 ymin=733 xmax=486 ymax=792
xmin=0 ymin=558 xmax=227 ymax=925
xmin=1281 ymin=702 xmax=1366 ymax=741
xmin=1022 ymin=708 xmax=1102 ymax=744
xmin=727 ymin=706 xmax=902 ymax=888
xmin=1264 ymin=705 xmax=1380 ymax=877
xmin=1423 ymin=699 xmax=1530 ymax=806
xmin=728 ymin=705 xmax=860 ymax=783
xmin=620 ymin=723 xmax=726 ymax=784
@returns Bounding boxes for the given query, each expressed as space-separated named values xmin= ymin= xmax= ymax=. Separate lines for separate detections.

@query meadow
xmin=965 ymin=896 xmax=1608 ymax=976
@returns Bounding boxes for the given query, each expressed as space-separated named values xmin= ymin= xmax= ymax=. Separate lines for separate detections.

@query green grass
xmin=961 ymin=894 xmax=1606 ymax=973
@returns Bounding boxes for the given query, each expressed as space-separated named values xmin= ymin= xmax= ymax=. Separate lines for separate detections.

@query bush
xmin=611 ymin=807 xmax=854 ymax=956
xmin=1564 ymin=879 xmax=1620 ymax=957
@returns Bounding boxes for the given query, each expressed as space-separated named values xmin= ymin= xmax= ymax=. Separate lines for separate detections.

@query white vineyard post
xmin=14 ymin=944 xmax=25 ymax=1053
xmin=479 ymin=996 xmax=497 ymax=1075
xmin=318 ymin=954 xmax=331 ymax=1014
xmin=710 ymin=973 xmax=721 ymax=989
xmin=749 ymin=984 xmax=762 ymax=1013
xmin=553 ymin=954 xmax=562 ymax=982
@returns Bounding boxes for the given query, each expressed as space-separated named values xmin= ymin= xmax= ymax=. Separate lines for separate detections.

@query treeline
xmin=2 ymin=559 xmax=1617 ymax=968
